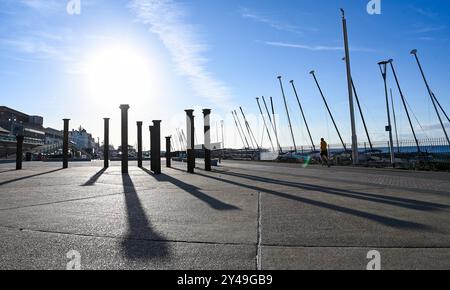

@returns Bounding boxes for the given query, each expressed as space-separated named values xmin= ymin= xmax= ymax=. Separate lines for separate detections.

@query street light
xmin=378 ymin=60 xmax=395 ymax=166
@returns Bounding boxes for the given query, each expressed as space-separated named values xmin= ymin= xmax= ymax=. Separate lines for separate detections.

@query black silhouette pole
xmin=310 ymin=70 xmax=347 ymax=151
xmin=411 ymin=49 xmax=450 ymax=148
xmin=185 ymin=110 xmax=195 ymax=173
xmin=378 ymin=61 xmax=395 ymax=165
xmin=103 ymin=118 xmax=110 ymax=168
xmin=149 ymin=125 xmax=154 ymax=171
xmin=63 ymin=119 xmax=70 ymax=169
xmin=389 ymin=60 xmax=421 ymax=153
xmin=119 ymin=105 xmax=130 ymax=174
xmin=277 ymin=76 xmax=297 ymax=152
xmin=16 ymin=135 xmax=24 ymax=170
xmin=290 ymin=80 xmax=316 ymax=152
xmin=137 ymin=121 xmax=143 ymax=168
xmin=152 ymin=120 xmax=162 ymax=174
xmin=203 ymin=109 xmax=212 ymax=171
xmin=166 ymin=136 xmax=172 ymax=168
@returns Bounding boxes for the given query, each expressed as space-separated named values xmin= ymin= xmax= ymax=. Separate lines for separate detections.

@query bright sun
xmin=85 ymin=44 xmax=154 ymax=105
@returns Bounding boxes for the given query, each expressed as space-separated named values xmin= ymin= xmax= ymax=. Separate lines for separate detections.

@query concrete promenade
xmin=0 ymin=160 xmax=449 ymax=270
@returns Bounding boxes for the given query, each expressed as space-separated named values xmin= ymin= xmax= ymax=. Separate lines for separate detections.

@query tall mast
xmin=234 ymin=110 xmax=251 ymax=149
xmin=350 ymin=78 xmax=373 ymax=150
xmin=341 ymin=8 xmax=359 ymax=164
xmin=389 ymin=60 xmax=421 ymax=153
xmin=240 ymin=107 xmax=260 ymax=149
xmin=290 ymin=80 xmax=316 ymax=151
xmin=432 ymin=93 xmax=450 ymax=123
xmin=231 ymin=111 xmax=247 ymax=149
xmin=310 ymin=70 xmax=347 ymax=151
xmin=262 ymin=96 xmax=282 ymax=153
xmin=277 ymin=76 xmax=297 ymax=152
xmin=411 ymin=49 xmax=450 ymax=148
xmin=270 ymin=97 xmax=282 ymax=153
xmin=256 ymin=97 xmax=275 ymax=151
xmin=390 ymin=88 xmax=400 ymax=153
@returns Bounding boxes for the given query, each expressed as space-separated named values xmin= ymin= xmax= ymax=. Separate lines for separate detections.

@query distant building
xmin=70 ymin=126 xmax=95 ymax=151
xmin=0 ymin=106 xmax=45 ymax=143
xmin=44 ymin=127 xmax=63 ymax=144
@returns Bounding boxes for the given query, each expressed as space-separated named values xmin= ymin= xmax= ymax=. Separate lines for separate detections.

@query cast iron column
xmin=104 ymin=118 xmax=110 ymax=168
xmin=149 ymin=125 xmax=154 ymax=172
xmin=203 ymin=109 xmax=212 ymax=171
xmin=137 ymin=121 xmax=143 ymax=168
xmin=152 ymin=120 xmax=161 ymax=174
xmin=120 ymin=105 xmax=130 ymax=174
xmin=185 ymin=110 xmax=195 ymax=173
xmin=166 ymin=136 xmax=171 ymax=168
xmin=63 ymin=119 xmax=70 ymax=169
xmin=16 ymin=135 xmax=24 ymax=170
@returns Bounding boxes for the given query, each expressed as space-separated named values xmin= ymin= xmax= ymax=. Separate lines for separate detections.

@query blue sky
xmin=1 ymin=0 xmax=449 ymax=149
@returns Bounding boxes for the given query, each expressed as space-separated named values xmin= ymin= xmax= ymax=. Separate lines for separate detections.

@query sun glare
xmin=85 ymin=44 xmax=154 ymax=105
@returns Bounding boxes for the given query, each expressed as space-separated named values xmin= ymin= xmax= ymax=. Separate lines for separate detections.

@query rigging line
xmin=404 ymin=97 xmax=429 ymax=138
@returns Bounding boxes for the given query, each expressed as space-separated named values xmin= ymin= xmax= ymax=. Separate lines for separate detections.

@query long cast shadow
xmin=141 ymin=167 xmax=239 ymax=211
xmin=216 ymin=170 xmax=449 ymax=211
xmin=0 ymin=168 xmax=64 ymax=186
xmin=0 ymin=169 xmax=16 ymax=174
xmin=121 ymin=173 xmax=169 ymax=260
xmin=239 ymin=165 xmax=450 ymax=197
xmin=82 ymin=168 xmax=107 ymax=186
xmin=194 ymin=171 xmax=432 ymax=230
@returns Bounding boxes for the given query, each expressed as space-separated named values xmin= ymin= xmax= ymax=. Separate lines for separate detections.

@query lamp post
xmin=378 ymin=60 xmax=395 ymax=166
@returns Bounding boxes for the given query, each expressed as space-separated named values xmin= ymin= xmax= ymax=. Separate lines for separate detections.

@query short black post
xmin=166 ymin=136 xmax=171 ymax=168
xmin=203 ymin=109 xmax=212 ymax=171
xmin=16 ymin=135 xmax=24 ymax=170
xmin=63 ymin=119 xmax=70 ymax=169
xmin=120 ymin=105 xmax=130 ymax=174
xmin=104 ymin=118 xmax=110 ymax=168
xmin=137 ymin=121 xmax=143 ymax=168
xmin=185 ymin=110 xmax=195 ymax=173
xmin=149 ymin=125 xmax=154 ymax=172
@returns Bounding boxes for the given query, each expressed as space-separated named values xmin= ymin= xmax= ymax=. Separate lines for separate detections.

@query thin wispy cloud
xmin=1 ymin=37 xmax=73 ymax=62
xmin=239 ymin=7 xmax=317 ymax=35
xmin=18 ymin=0 xmax=61 ymax=12
xmin=264 ymin=41 xmax=376 ymax=53
xmin=130 ymin=0 xmax=232 ymax=108
xmin=413 ymin=25 xmax=447 ymax=34
xmin=410 ymin=6 xmax=439 ymax=19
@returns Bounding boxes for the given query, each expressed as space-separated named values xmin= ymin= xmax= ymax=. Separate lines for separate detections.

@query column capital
xmin=202 ymin=109 xmax=211 ymax=115
xmin=137 ymin=121 xmax=143 ymax=126
xmin=185 ymin=109 xmax=194 ymax=116
xmin=63 ymin=118 xmax=71 ymax=122
xmin=104 ymin=118 xmax=110 ymax=121
xmin=152 ymin=120 xmax=162 ymax=125
xmin=119 ymin=104 xmax=130 ymax=110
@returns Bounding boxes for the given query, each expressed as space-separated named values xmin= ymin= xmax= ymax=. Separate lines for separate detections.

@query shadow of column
xmin=121 ymin=173 xmax=169 ymax=260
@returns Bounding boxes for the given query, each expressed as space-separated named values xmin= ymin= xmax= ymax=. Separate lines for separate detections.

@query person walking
xmin=320 ymin=138 xmax=330 ymax=167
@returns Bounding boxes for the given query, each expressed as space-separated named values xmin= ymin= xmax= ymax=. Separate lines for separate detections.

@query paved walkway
xmin=0 ymin=160 xmax=449 ymax=269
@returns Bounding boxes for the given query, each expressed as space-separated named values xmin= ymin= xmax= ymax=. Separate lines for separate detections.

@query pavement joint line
xmin=256 ymin=191 xmax=262 ymax=270
xmin=0 ymin=191 xmax=127 ymax=211
xmin=0 ymin=225 xmax=257 ymax=247
xmin=259 ymin=244 xmax=450 ymax=249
